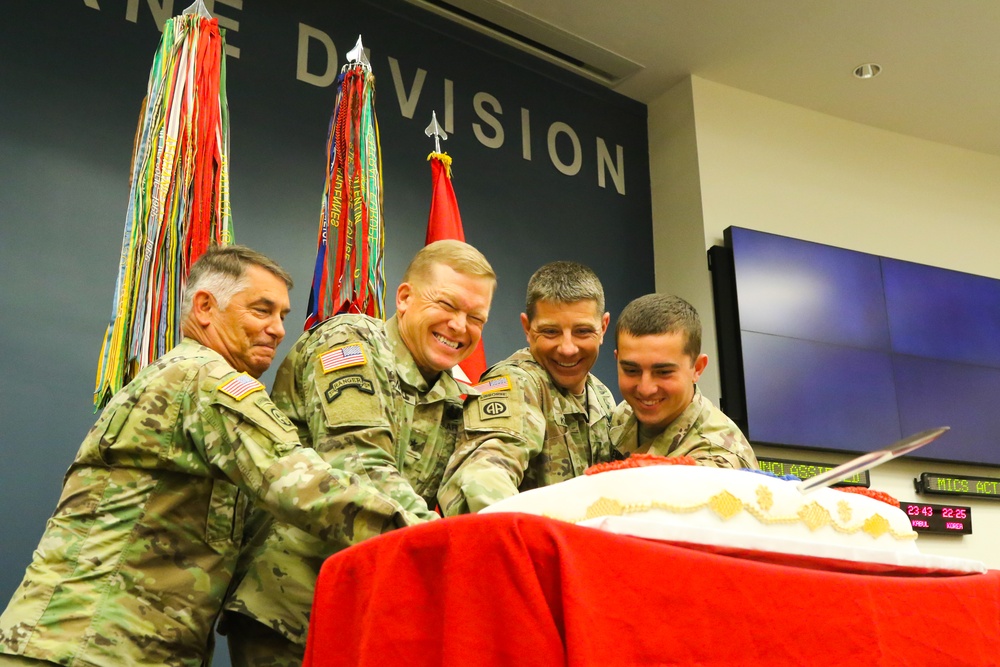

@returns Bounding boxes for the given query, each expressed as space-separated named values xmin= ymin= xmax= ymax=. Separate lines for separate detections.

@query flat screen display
xmin=718 ymin=226 xmax=1000 ymax=466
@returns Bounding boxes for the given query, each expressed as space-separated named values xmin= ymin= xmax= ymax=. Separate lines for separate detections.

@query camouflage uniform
xmin=0 ymin=338 xmax=414 ymax=667
xmin=438 ymin=348 xmax=617 ymax=515
xmin=224 ymin=314 xmax=467 ymax=652
xmin=611 ymin=386 xmax=759 ymax=469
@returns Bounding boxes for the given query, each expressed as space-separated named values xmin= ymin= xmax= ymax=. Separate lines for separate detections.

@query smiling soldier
xmin=222 ymin=240 xmax=496 ymax=667
xmin=612 ymin=293 xmax=757 ymax=469
xmin=438 ymin=261 xmax=618 ymax=515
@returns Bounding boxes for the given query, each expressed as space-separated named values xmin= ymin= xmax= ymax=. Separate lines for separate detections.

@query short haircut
xmin=181 ymin=245 xmax=293 ymax=320
xmin=525 ymin=261 xmax=605 ymax=321
xmin=402 ymin=239 xmax=496 ymax=292
xmin=616 ymin=293 xmax=702 ymax=360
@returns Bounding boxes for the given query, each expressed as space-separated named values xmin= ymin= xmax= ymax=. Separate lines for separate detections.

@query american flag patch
xmin=321 ymin=343 xmax=367 ymax=373
xmin=471 ymin=375 xmax=511 ymax=394
xmin=218 ymin=374 xmax=264 ymax=400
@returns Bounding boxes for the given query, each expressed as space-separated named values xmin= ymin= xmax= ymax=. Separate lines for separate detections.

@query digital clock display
xmin=758 ymin=457 xmax=870 ymax=487
xmin=916 ymin=472 xmax=1000 ymax=498
xmin=900 ymin=501 xmax=972 ymax=534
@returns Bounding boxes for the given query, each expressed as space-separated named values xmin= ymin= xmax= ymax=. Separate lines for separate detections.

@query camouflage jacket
xmin=0 ymin=338 xmax=412 ymax=667
xmin=610 ymin=386 xmax=759 ymax=469
xmin=438 ymin=348 xmax=617 ymax=515
xmin=224 ymin=315 xmax=468 ymax=645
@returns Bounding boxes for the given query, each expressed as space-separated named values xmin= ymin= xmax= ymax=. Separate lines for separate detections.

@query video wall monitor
xmin=714 ymin=226 xmax=1000 ymax=466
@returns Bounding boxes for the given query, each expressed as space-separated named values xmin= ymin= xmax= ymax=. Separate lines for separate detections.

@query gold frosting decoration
xmin=574 ymin=482 xmax=917 ymax=542
xmin=708 ymin=491 xmax=743 ymax=520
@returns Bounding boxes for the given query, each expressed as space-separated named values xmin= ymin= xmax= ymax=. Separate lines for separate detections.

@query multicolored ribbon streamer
xmin=94 ymin=13 xmax=232 ymax=409
xmin=305 ymin=60 xmax=385 ymax=330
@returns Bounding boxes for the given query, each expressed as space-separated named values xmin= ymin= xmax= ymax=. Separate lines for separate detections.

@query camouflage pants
xmin=224 ymin=613 xmax=304 ymax=667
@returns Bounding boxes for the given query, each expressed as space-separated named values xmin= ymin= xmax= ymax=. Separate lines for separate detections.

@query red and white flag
xmin=425 ymin=151 xmax=487 ymax=383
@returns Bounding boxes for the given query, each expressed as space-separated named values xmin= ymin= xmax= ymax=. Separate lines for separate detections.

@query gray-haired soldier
xmin=0 ymin=246 xmax=418 ymax=667
xmin=439 ymin=261 xmax=617 ymax=515
xmin=223 ymin=240 xmax=497 ymax=667
xmin=612 ymin=293 xmax=758 ymax=468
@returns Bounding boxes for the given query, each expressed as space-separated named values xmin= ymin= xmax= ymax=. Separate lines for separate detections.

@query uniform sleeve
xmin=673 ymin=425 xmax=759 ymax=470
xmin=191 ymin=370 xmax=423 ymax=547
xmin=291 ymin=336 xmax=440 ymax=524
xmin=438 ymin=369 xmax=547 ymax=515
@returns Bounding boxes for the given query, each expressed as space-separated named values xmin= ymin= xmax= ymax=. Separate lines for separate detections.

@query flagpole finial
xmin=346 ymin=35 xmax=371 ymax=70
xmin=425 ymin=110 xmax=448 ymax=154
xmin=182 ymin=0 xmax=211 ymax=18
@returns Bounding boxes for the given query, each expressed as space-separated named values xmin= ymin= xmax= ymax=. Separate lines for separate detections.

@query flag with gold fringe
xmin=423 ymin=111 xmax=487 ymax=383
xmin=305 ymin=37 xmax=385 ymax=330
xmin=93 ymin=4 xmax=232 ymax=409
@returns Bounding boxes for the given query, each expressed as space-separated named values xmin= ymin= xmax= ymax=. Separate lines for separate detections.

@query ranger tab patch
xmin=321 ymin=343 xmax=367 ymax=373
xmin=325 ymin=374 xmax=376 ymax=403
xmin=218 ymin=374 xmax=264 ymax=400
xmin=471 ymin=375 xmax=511 ymax=394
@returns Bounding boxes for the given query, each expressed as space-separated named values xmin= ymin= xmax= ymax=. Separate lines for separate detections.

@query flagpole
xmin=422 ymin=114 xmax=487 ymax=382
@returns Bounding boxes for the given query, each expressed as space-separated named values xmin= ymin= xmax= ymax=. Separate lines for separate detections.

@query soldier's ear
xmin=190 ymin=290 xmax=217 ymax=326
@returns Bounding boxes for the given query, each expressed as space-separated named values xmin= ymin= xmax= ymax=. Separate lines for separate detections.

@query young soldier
xmin=613 ymin=293 xmax=757 ymax=468
xmin=439 ymin=261 xmax=617 ymax=515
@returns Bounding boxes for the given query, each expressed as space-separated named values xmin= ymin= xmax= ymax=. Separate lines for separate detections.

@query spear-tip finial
xmin=425 ymin=110 xmax=448 ymax=154
xmin=346 ymin=35 xmax=371 ymax=70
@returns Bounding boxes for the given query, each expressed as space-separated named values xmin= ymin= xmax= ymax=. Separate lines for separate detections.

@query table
xmin=303 ymin=513 xmax=1000 ymax=666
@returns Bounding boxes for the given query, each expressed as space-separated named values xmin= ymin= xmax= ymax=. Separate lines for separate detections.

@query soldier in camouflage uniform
xmin=222 ymin=240 xmax=496 ymax=667
xmin=0 ymin=246 xmax=420 ymax=667
xmin=612 ymin=294 xmax=758 ymax=469
xmin=438 ymin=261 xmax=617 ymax=515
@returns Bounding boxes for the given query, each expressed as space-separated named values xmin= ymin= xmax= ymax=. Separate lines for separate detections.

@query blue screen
xmin=732 ymin=227 xmax=890 ymax=350
xmin=741 ymin=332 xmax=900 ymax=449
xmin=724 ymin=226 xmax=1000 ymax=465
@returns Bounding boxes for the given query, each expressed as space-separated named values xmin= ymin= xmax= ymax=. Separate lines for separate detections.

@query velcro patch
xmin=218 ymin=374 xmax=264 ymax=400
xmin=325 ymin=374 xmax=375 ymax=403
xmin=471 ymin=375 xmax=511 ymax=394
xmin=254 ymin=397 xmax=296 ymax=432
xmin=478 ymin=393 xmax=510 ymax=421
xmin=320 ymin=343 xmax=367 ymax=373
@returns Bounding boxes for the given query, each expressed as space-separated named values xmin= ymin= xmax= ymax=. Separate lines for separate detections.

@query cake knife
xmin=796 ymin=426 xmax=949 ymax=494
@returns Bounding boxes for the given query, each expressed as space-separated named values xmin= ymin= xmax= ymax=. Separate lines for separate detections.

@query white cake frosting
xmin=481 ymin=465 xmax=919 ymax=555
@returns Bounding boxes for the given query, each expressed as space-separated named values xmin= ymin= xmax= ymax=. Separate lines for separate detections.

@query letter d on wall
xmin=297 ymin=23 xmax=337 ymax=88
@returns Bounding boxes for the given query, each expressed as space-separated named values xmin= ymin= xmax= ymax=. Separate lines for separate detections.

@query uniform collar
xmin=513 ymin=347 xmax=598 ymax=419
xmin=385 ymin=315 xmax=465 ymax=402
xmin=614 ymin=385 xmax=706 ymax=454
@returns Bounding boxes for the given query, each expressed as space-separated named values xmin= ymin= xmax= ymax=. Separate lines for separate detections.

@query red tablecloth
xmin=303 ymin=513 xmax=1000 ymax=667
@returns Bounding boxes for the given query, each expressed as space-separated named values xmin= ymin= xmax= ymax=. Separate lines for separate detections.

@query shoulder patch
xmin=478 ymin=395 xmax=510 ymax=420
xmin=254 ymin=396 xmax=297 ymax=432
xmin=320 ymin=343 xmax=367 ymax=373
xmin=471 ymin=375 xmax=511 ymax=394
xmin=218 ymin=374 xmax=264 ymax=400
xmin=324 ymin=374 xmax=375 ymax=403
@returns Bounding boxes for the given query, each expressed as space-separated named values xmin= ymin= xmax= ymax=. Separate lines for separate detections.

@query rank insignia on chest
xmin=218 ymin=374 xmax=264 ymax=400
xmin=321 ymin=343 xmax=367 ymax=373
xmin=325 ymin=374 xmax=376 ymax=403
xmin=471 ymin=375 xmax=511 ymax=394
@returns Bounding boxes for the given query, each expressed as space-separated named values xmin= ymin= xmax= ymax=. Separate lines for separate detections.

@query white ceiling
xmin=431 ymin=0 xmax=1000 ymax=157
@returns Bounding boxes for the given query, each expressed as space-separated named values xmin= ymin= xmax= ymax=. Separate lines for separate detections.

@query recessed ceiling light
xmin=853 ymin=63 xmax=881 ymax=79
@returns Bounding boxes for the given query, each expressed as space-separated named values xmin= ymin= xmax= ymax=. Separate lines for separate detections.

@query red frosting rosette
xmin=585 ymin=454 xmax=698 ymax=475
xmin=834 ymin=485 xmax=900 ymax=508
